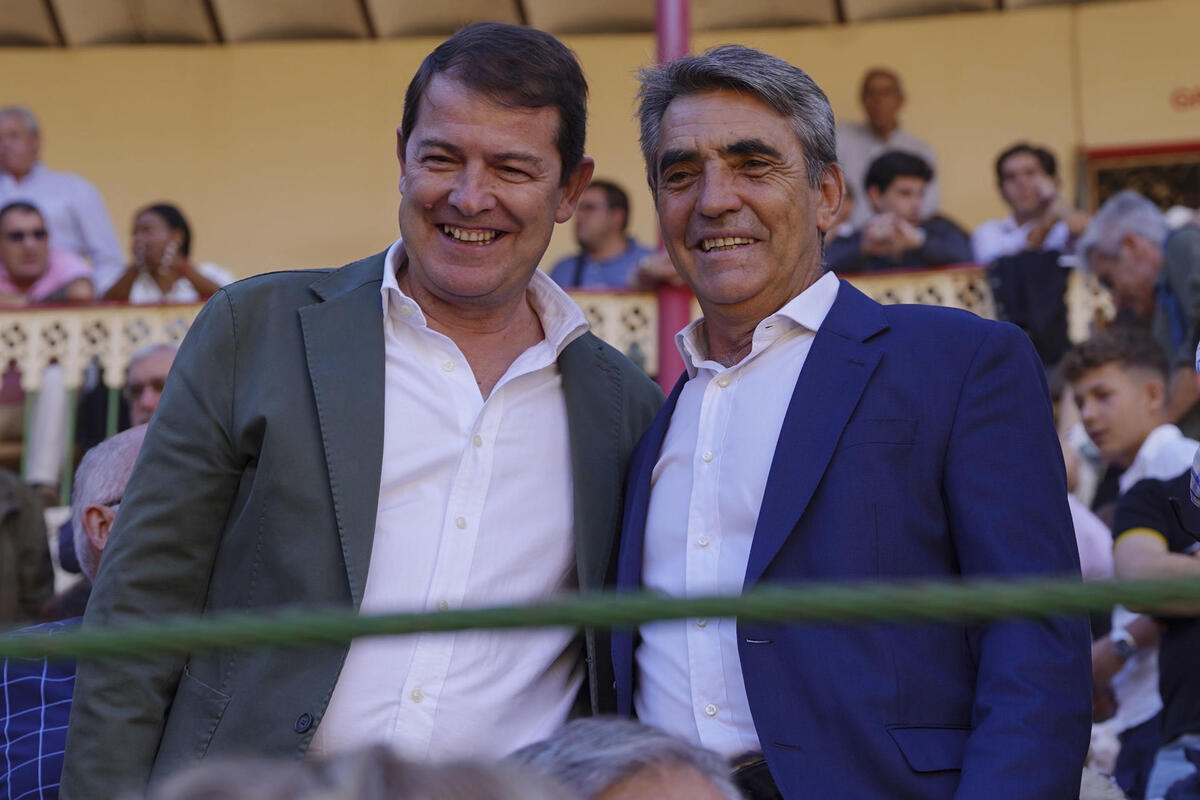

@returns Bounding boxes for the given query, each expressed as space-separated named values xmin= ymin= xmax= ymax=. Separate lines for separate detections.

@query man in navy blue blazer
xmin=612 ymin=46 xmax=1092 ymax=799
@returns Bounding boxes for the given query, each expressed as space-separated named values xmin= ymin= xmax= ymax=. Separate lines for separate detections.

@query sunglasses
xmin=3 ymin=228 xmax=48 ymax=243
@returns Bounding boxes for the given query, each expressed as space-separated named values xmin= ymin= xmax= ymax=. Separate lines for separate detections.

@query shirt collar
xmin=675 ymin=270 xmax=840 ymax=377
xmin=379 ymin=238 xmax=589 ymax=355
xmin=1120 ymin=424 xmax=1187 ymax=491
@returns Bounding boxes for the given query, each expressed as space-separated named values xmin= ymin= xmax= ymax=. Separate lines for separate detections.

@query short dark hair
xmin=0 ymin=200 xmax=43 ymax=229
xmin=587 ymin=180 xmax=630 ymax=230
xmin=995 ymin=142 xmax=1057 ymax=185
xmin=1060 ymin=326 xmax=1169 ymax=384
xmin=864 ymin=150 xmax=932 ymax=194
xmin=138 ymin=203 xmax=192 ymax=257
xmin=400 ymin=22 xmax=588 ymax=185
xmin=861 ymin=68 xmax=903 ymax=97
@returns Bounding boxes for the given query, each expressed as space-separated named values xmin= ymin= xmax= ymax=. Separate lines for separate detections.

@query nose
xmin=695 ymin=164 xmax=742 ymax=219
xmin=138 ymin=386 xmax=161 ymax=414
xmin=448 ymin=164 xmax=496 ymax=218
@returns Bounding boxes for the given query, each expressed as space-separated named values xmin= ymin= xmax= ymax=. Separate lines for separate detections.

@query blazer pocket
xmin=837 ymin=418 xmax=917 ymax=450
xmin=886 ymin=724 xmax=971 ymax=773
xmin=158 ymin=666 xmax=232 ymax=764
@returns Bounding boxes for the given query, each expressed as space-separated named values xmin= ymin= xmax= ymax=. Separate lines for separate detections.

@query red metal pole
xmin=653 ymin=0 xmax=692 ymax=393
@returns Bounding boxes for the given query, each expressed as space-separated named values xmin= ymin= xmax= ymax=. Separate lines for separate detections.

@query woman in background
xmin=103 ymin=203 xmax=232 ymax=303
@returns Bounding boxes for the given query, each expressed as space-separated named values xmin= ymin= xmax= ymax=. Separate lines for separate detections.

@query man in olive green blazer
xmin=61 ymin=23 xmax=661 ymax=798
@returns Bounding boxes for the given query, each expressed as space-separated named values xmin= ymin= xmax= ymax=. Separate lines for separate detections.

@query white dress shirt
xmin=971 ymin=215 xmax=1071 ymax=266
xmin=1109 ymin=424 xmax=1199 ymax=733
xmin=0 ymin=162 xmax=124 ymax=293
xmin=636 ymin=271 xmax=840 ymax=757
xmin=836 ymin=123 xmax=939 ymax=228
xmin=310 ymin=240 xmax=588 ymax=761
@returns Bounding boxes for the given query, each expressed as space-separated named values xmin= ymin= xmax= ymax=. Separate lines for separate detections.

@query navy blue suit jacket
xmin=613 ymin=282 xmax=1091 ymax=799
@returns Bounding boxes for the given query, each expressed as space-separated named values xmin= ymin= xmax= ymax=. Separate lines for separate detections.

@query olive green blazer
xmin=61 ymin=251 xmax=662 ymax=798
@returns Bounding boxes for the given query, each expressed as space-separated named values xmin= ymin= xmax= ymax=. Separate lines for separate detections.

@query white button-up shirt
xmin=971 ymin=215 xmax=1071 ymax=266
xmin=0 ymin=162 xmax=124 ymax=292
xmin=636 ymin=272 xmax=840 ymax=756
xmin=310 ymin=240 xmax=588 ymax=761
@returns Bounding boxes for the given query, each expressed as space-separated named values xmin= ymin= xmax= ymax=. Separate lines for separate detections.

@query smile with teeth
xmin=701 ymin=236 xmax=755 ymax=252
xmin=441 ymin=224 xmax=501 ymax=245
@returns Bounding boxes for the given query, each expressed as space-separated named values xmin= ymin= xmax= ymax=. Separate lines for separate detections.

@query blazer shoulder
xmin=566 ymin=332 xmax=663 ymax=398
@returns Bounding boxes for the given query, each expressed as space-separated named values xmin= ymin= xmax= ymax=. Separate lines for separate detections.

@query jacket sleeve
xmin=942 ymin=323 xmax=1092 ymax=799
xmin=917 ymin=218 xmax=974 ymax=266
xmin=61 ymin=290 xmax=245 ymax=798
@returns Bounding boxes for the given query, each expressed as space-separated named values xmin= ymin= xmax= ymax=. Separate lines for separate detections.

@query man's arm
xmin=941 ymin=322 xmax=1092 ymax=799
xmin=915 ymin=218 xmax=973 ymax=266
xmin=61 ymin=291 xmax=244 ymax=798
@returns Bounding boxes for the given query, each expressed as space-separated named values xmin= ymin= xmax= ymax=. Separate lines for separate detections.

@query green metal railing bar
xmin=4 ymin=575 xmax=1200 ymax=661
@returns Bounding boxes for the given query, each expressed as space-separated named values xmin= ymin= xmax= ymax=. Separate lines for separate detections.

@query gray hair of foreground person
xmin=71 ymin=424 xmax=148 ymax=581
xmin=1077 ymin=189 xmax=1168 ymax=263
xmin=131 ymin=744 xmax=574 ymax=800
xmin=511 ymin=717 xmax=744 ymax=799
xmin=636 ymin=44 xmax=838 ymax=195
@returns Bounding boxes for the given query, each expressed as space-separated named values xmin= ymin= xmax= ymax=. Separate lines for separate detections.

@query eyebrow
xmin=417 ymin=138 xmax=544 ymax=169
xmin=657 ymin=138 xmax=785 ymax=177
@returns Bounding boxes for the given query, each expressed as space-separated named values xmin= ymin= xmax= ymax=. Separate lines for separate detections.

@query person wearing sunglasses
xmin=0 ymin=200 xmax=93 ymax=304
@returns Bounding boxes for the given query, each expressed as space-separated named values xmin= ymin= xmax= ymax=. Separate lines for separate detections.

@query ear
xmin=865 ymin=186 xmax=884 ymax=215
xmin=815 ymin=164 xmax=846 ymax=234
xmin=1144 ymin=375 xmax=1166 ymax=412
xmin=555 ymin=157 xmax=596 ymax=224
xmin=82 ymin=503 xmax=117 ymax=555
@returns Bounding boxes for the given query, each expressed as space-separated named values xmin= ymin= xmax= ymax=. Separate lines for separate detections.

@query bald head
xmin=72 ymin=425 xmax=148 ymax=580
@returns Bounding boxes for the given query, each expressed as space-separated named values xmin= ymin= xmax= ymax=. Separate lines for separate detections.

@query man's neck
xmin=5 ymin=163 xmax=35 ymax=182
xmin=586 ymin=234 xmax=628 ymax=263
xmin=869 ymin=121 xmax=898 ymax=141
xmin=398 ymin=270 xmax=546 ymax=399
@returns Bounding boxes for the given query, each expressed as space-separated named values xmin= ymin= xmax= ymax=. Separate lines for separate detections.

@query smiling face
xmin=652 ymin=89 xmax=841 ymax=323
xmin=1072 ymin=362 xmax=1163 ymax=466
xmin=0 ymin=208 xmax=50 ymax=287
xmin=397 ymin=74 xmax=593 ymax=315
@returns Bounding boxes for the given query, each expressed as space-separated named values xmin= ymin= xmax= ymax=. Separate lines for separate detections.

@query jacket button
xmin=294 ymin=712 xmax=313 ymax=734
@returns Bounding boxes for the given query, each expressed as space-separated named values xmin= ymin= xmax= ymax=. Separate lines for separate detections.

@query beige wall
xmin=0 ymin=0 xmax=1193 ymax=278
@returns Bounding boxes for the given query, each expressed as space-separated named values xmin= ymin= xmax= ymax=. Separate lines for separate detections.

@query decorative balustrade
xmin=0 ymin=266 xmax=1115 ymax=498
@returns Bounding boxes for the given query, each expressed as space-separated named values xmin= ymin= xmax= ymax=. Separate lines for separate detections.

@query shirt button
xmin=294 ymin=712 xmax=313 ymax=733
xmin=472 ymin=434 xmax=483 ymax=448
xmin=701 ymin=450 xmax=714 ymax=463
xmin=704 ymin=703 xmax=718 ymax=718
xmin=436 ymin=600 xmax=449 ymax=611
xmin=442 ymin=359 xmax=455 ymax=372
xmin=455 ymin=516 xmax=467 ymax=530
xmin=717 ymin=377 xmax=730 ymax=388
xmin=696 ymin=618 xmax=708 ymax=628
xmin=697 ymin=536 xmax=710 ymax=548
xmin=411 ymin=688 xmax=424 ymax=703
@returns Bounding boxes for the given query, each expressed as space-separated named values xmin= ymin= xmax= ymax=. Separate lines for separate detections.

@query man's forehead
xmin=0 ymin=210 xmax=42 ymax=230
xmin=1002 ymin=153 xmax=1043 ymax=176
xmin=658 ymin=90 xmax=793 ymax=147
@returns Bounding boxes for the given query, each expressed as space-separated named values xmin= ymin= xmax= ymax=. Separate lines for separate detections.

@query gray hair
xmin=511 ymin=717 xmax=743 ymax=799
xmin=637 ymin=44 xmax=837 ymax=195
xmin=135 ymin=745 xmax=573 ymax=800
xmin=0 ymin=105 xmax=39 ymax=136
xmin=126 ymin=342 xmax=179 ymax=379
xmin=1077 ymin=189 xmax=1168 ymax=265
xmin=72 ymin=425 xmax=148 ymax=581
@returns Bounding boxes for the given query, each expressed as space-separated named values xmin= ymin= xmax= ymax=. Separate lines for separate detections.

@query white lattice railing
xmin=0 ymin=266 xmax=1116 ymax=394
xmin=1 ymin=302 xmax=202 ymax=392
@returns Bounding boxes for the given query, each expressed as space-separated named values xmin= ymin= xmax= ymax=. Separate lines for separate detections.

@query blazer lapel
xmin=744 ymin=283 xmax=887 ymax=586
xmin=559 ymin=334 xmax=626 ymax=593
xmin=299 ymin=253 xmax=387 ymax=608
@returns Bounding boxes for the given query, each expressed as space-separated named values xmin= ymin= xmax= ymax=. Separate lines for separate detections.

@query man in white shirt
xmin=612 ymin=45 xmax=1090 ymax=800
xmin=61 ymin=22 xmax=661 ymax=798
xmin=972 ymin=142 xmax=1090 ymax=266
xmin=0 ymin=106 xmax=124 ymax=293
xmin=836 ymin=68 xmax=938 ymax=229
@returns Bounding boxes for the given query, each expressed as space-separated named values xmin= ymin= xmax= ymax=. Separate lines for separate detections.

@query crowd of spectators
xmin=0 ymin=26 xmax=1199 ymax=800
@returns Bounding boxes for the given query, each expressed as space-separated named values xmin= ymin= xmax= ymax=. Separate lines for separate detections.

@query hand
xmin=861 ymin=214 xmax=899 ymax=257
xmin=157 ymin=241 xmax=179 ymax=277
xmin=1091 ymin=636 xmax=1126 ymax=685
xmin=894 ymin=219 xmax=926 ymax=251
xmin=1092 ymin=683 xmax=1117 ymax=723
xmin=630 ymin=251 xmax=686 ymax=290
